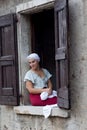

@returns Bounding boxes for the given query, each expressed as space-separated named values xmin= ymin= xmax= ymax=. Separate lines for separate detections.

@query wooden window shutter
xmin=0 ymin=14 xmax=19 ymax=105
xmin=54 ymin=0 xmax=70 ymax=109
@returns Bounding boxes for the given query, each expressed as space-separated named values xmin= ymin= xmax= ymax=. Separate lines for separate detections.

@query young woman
xmin=24 ymin=53 xmax=57 ymax=106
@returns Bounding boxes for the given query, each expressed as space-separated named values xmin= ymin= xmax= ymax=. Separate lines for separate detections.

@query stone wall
xmin=0 ymin=0 xmax=87 ymax=130
xmin=0 ymin=0 xmax=31 ymax=16
xmin=69 ymin=0 xmax=87 ymax=129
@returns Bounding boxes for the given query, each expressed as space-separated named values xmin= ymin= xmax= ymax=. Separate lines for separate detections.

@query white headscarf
xmin=27 ymin=53 xmax=40 ymax=62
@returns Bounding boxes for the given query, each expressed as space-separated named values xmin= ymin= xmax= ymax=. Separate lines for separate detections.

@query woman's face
xmin=29 ymin=59 xmax=39 ymax=70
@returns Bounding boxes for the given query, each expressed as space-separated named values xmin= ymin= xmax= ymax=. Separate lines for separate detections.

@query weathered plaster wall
xmin=0 ymin=0 xmax=31 ymax=16
xmin=0 ymin=0 xmax=87 ymax=130
xmin=69 ymin=0 xmax=87 ymax=129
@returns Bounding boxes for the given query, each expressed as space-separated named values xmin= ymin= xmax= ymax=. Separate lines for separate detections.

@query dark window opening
xmin=30 ymin=9 xmax=56 ymax=90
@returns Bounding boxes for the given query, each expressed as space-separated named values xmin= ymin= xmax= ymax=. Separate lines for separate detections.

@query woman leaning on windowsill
xmin=24 ymin=53 xmax=57 ymax=106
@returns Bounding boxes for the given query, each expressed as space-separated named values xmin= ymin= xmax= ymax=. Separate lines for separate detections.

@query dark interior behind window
xmin=30 ymin=9 xmax=56 ymax=90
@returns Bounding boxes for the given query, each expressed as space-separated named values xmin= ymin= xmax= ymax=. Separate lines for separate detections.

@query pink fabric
xmin=29 ymin=93 xmax=57 ymax=106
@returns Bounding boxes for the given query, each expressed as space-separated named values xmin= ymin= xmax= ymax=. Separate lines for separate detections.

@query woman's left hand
xmin=47 ymin=87 xmax=52 ymax=95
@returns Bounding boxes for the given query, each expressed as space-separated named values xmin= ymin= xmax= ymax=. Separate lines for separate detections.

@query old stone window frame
xmin=14 ymin=0 xmax=70 ymax=117
xmin=16 ymin=0 xmax=56 ymax=105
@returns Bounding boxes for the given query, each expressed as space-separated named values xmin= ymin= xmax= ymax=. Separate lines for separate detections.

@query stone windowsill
xmin=14 ymin=105 xmax=70 ymax=118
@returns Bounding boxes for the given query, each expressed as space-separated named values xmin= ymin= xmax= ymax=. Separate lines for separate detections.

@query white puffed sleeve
xmin=24 ymin=70 xmax=34 ymax=83
xmin=43 ymin=69 xmax=52 ymax=80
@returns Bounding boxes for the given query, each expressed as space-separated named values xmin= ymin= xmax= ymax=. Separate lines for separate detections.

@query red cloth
xmin=29 ymin=93 xmax=57 ymax=106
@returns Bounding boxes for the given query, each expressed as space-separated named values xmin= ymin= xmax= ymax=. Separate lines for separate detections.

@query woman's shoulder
xmin=42 ymin=68 xmax=51 ymax=75
xmin=42 ymin=68 xmax=49 ymax=73
xmin=42 ymin=68 xmax=52 ymax=78
xmin=24 ymin=69 xmax=35 ymax=82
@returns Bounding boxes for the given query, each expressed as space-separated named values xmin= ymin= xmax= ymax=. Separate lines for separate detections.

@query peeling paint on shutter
xmin=0 ymin=14 xmax=19 ymax=105
xmin=54 ymin=0 xmax=70 ymax=109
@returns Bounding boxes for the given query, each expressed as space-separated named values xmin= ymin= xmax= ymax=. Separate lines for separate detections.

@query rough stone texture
xmin=16 ymin=0 xmax=54 ymax=13
xmin=0 ymin=0 xmax=31 ymax=16
xmin=14 ymin=106 xmax=69 ymax=118
xmin=0 ymin=0 xmax=87 ymax=130
xmin=17 ymin=13 xmax=31 ymax=105
xmin=69 ymin=0 xmax=87 ymax=129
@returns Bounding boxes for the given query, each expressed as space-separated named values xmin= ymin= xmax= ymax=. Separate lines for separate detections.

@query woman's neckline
xmin=30 ymin=68 xmax=45 ymax=78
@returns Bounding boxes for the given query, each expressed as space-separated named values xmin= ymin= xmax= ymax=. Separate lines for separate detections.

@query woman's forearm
xmin=26 ymin=86 xmax=53 ymax=94
xmin=26 ymin=80 xmax=53 ymax=94
xmin=26 ymin=87 xmax=44 ymax=94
